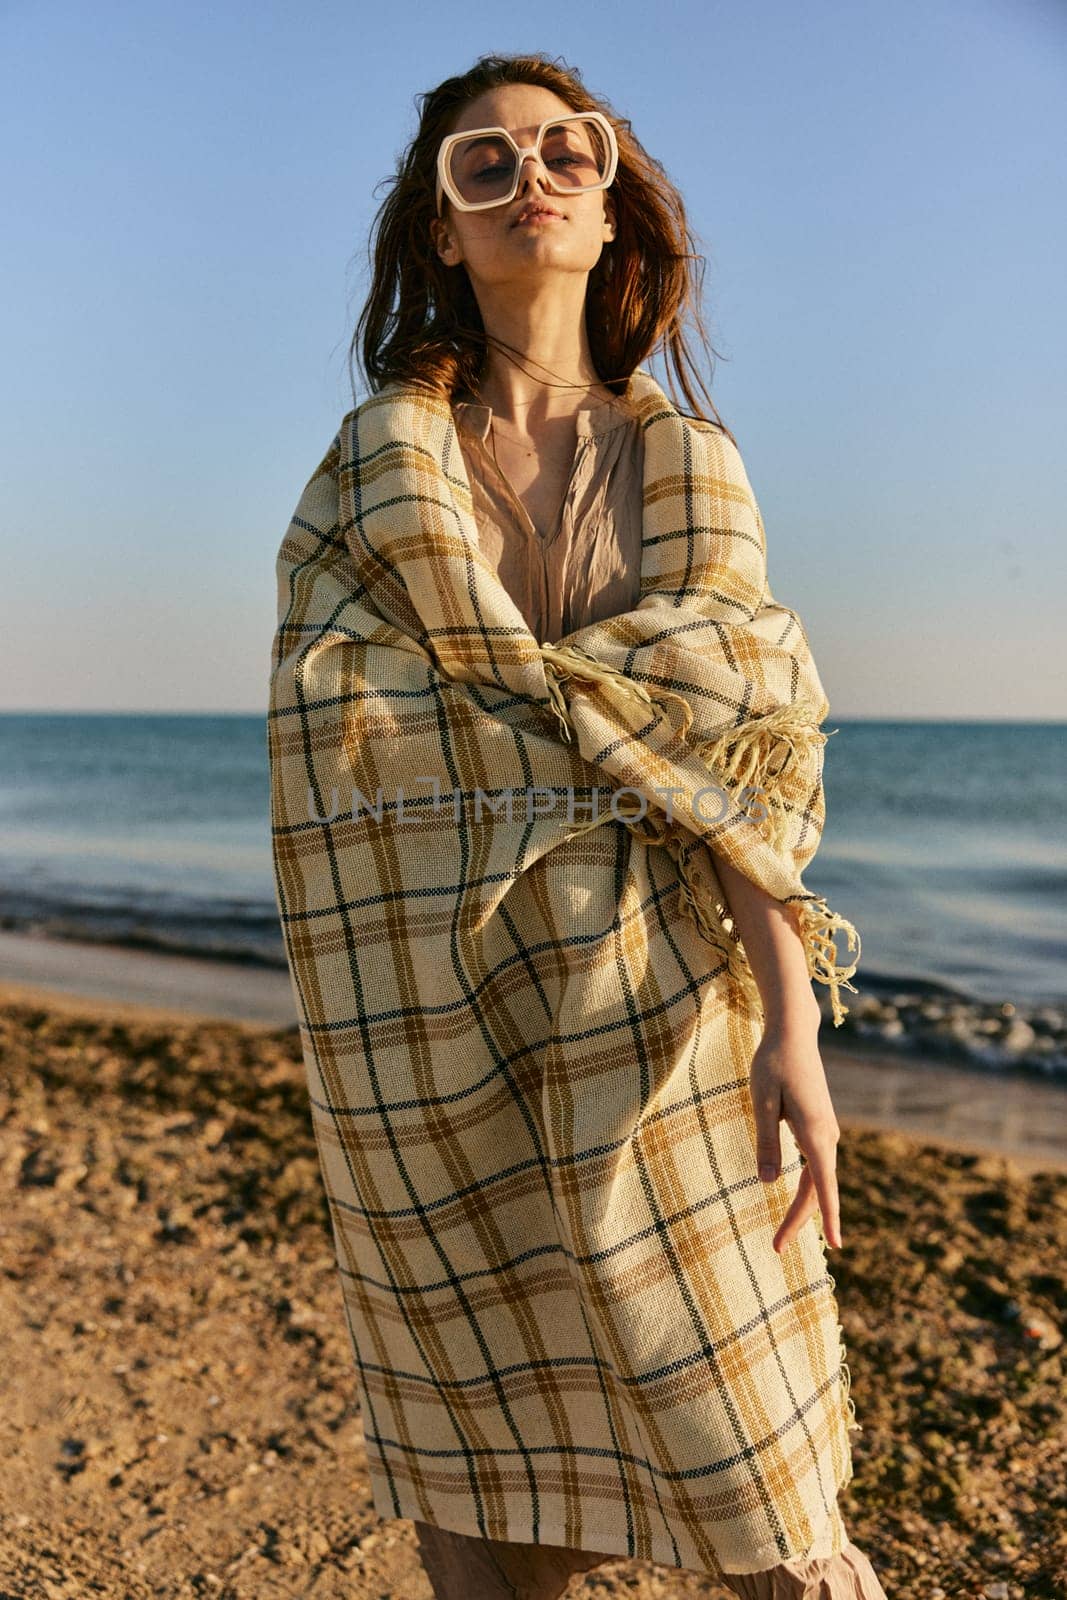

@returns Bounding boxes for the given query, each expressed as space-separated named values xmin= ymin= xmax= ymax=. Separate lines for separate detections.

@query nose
xmin=516 ymin=151 xmax=552 ymax=194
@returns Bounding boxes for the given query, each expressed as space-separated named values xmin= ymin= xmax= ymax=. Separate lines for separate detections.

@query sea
xmin=1 ymin=714 xmax=1064 ymax=1081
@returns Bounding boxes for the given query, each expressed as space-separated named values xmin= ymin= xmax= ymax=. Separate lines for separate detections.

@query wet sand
xmin=2 ymin=926 xmax=1065 ymax=1173
xmin=0 ymin=928 xmax=294 ymax=1026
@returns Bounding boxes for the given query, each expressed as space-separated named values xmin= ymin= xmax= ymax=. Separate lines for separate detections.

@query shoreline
xmin=2 ymin=927 xmax=1065 ymax=1175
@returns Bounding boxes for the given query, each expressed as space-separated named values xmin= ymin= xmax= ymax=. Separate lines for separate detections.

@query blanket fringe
xmin=540 ymin=641 xmax=694 ymax=744
xmin=791 ymin=897 xmax=862 ymax=1028
xmin=689 ymin=701 xmax=861 ymax=1024
xmin=692 ymin=697 xmax=828 ymax=855
xmin=811 ymin=1210 xmax=865 ymax=1464
xmin=669 ymin=838 xmax=766 ymax=1015
xmin=668 ymin=846 xmax=861 ymax=1028
xmin=540 ymin=646 xmax=861 ymax=1025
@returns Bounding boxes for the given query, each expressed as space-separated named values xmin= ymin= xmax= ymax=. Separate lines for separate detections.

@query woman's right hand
xmin=749 ymin=1013 xmax=843 ymax=1255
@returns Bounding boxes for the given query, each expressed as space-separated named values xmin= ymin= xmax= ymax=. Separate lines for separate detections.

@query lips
xmin=512 ymin=204 xmax=564 ymax=227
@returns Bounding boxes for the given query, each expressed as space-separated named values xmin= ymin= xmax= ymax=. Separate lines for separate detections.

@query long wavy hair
xmin=349 ymin=51 xmax=731 ymax=432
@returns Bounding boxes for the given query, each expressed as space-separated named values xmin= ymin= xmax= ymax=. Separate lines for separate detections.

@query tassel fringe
xmin=791 ymin=898 xmax=862 ymax=1028
xmin=540 ymin=645 xmax=861 ymax=1025
xmin=669 ymin=838 xmax=766 ymax=1014
xmin=692 ymin=697 xmax=828 ymax=855
xmin=810 ymin=1208 xmax=865 ymax=1469
xmin=540 ymin=641 xmax=694 ymax=745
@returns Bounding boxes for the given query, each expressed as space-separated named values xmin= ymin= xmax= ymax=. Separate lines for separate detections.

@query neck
xmin=468 ymin=278 xmax=614 ymax=428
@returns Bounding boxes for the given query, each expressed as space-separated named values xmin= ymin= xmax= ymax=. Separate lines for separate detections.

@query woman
xmin=268 ymin=51 xmax=887 ymax=1600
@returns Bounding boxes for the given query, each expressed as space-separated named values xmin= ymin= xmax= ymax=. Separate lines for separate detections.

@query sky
xmin=2 ymin=0 xmax=1064 ymax=717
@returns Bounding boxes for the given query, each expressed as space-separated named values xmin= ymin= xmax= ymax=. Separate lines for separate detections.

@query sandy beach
xmin=3 ymin=927 xmax=1066 ymax=1173
xmin=2 ymin=944 xmax=1065 ymax=1596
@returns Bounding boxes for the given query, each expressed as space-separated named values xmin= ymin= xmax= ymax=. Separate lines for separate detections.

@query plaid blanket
xmin=267 ymin=369 xmax=863 ymax=1577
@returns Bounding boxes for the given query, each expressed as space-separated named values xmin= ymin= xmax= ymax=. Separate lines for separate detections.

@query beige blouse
xmin=433 ymin=387 xmax=888 ymax=1600
xmin=451 ymin=386 xmax=644 ymax=643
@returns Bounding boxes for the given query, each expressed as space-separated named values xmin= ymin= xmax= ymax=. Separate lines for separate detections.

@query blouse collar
xmin=452 ymin=383 xmax=637 ymax=444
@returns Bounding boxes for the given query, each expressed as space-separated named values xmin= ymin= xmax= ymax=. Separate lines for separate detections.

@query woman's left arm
xmin=710 ymin=848 xmax=844 ymax=1255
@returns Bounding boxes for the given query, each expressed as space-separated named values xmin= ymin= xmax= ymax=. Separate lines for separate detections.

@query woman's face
xmin=429 ymin=83 xmax=617 ymax=297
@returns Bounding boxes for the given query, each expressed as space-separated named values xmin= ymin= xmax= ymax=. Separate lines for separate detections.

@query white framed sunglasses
xmin=435 ymin=109 xmax=619 ymax=216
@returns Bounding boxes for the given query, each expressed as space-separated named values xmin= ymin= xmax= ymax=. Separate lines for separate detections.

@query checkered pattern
xmin=267 ymin=370 xmax=863 ymax=1578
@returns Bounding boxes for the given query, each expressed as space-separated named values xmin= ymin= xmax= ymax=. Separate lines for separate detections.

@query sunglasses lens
xmin=447 ymin=117 xmax=611 ymax=206
xmin=447 ymin=134 xmax=516 ymax=205
xmin=540 ymin=118 xmax=610 ymax=188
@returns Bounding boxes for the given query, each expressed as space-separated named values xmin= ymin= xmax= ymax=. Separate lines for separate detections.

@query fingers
xmin=753 ymin=1086 xmax=783 ymax=1185
xmin=772 ymin=1118 xmax=842 ymax=1254
xmin=771 ymin=1164 xmax=816 ymax=1254
xmin=811 ymin=1127 xmax=843 ymax=1250
xmin=749 ymin=1052 xmax=843 ymax=1254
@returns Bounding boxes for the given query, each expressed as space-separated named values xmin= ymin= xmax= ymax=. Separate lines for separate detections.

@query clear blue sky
xmin=2 ymin=0 xmax=1064 ymax=716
